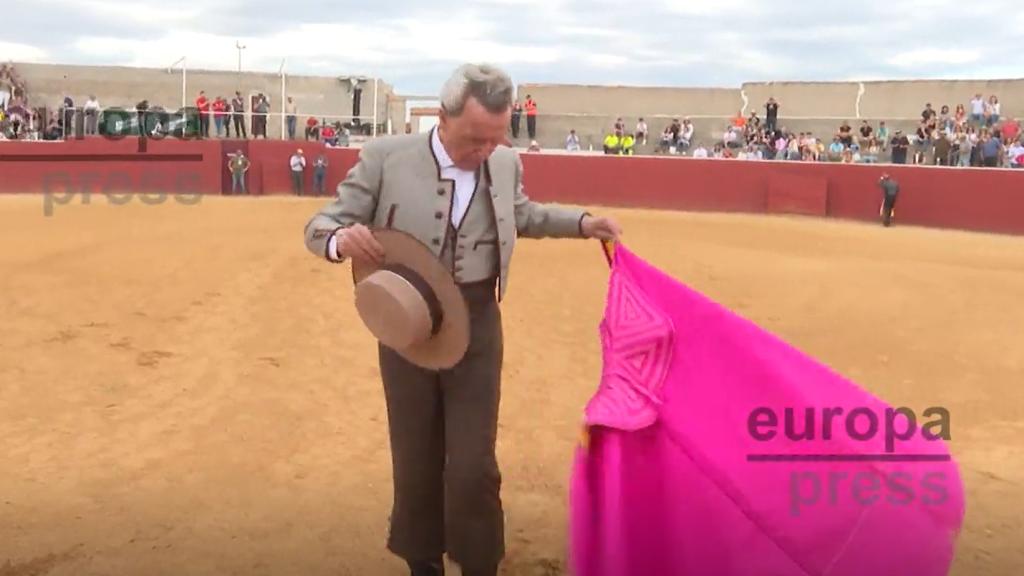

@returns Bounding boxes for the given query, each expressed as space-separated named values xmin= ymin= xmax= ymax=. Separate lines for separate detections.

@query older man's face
xmin=439 ymin=96 xmax=511 ymax=170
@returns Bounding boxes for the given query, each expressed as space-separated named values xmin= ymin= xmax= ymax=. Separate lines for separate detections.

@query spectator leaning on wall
xmin=878 ymin=173 xmax=900 ymax=227
xmin=228 ymin=150 xmax=250 ymax=194
xmin=290 ymin=148 xmax=306 ymax=195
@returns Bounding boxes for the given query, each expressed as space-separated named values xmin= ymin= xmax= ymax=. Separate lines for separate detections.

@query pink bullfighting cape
xmin=569 ymin=242 xmax=964 ymax=576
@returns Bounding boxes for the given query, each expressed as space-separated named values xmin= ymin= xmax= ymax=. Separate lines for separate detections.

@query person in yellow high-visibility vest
xmin=620 ymin=133 xmax=635 ymax=155
xmin=603 ymin=130 xmax=622 ymax=155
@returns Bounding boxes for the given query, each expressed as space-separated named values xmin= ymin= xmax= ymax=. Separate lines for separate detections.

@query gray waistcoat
xmin=440 ymin=167 xmax=499 ymax=284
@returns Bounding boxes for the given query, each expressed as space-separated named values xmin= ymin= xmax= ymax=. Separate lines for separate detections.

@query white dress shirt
xmin=327 ymin=127 xmax=478 ymax=261
xmin=431 ymin=126 xmax=478 ymax=228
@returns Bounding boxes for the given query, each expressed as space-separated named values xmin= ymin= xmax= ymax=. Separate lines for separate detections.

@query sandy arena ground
xmin=1 ymin=194 xmax=1022 ymax=576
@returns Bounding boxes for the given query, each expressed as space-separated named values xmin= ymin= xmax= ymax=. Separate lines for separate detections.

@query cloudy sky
xmin=3 ymin=0 xmax=1022 ymax=96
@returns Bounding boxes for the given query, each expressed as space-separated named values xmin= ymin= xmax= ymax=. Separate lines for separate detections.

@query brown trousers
xmin=378 ymin=278 xmax=504 ymax=573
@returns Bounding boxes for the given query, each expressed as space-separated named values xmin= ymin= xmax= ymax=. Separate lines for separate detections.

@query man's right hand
xmin=335 ymin=224 xmax=385 ymax=265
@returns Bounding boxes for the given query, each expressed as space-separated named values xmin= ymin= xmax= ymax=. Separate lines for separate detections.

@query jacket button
xmin=501 ymin=241 xmax=507 ymax=246
xmin=432 ymin=238 xmax=440 ymax=245
xmin=498 ymin=217 xmax=504 ymax=223
xmin=455 ymin=253 xmax=464 ymax=261
xmin=435 ymin=211 xmax=443 ymax=219
xmin=454 ymin=265 xmax=463 ymax=272
xmin=437 ymin=187 xmax=446 ymax=195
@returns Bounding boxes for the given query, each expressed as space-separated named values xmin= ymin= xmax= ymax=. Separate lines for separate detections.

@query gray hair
xmin=439 ymin=63 xmax=514 ymax=116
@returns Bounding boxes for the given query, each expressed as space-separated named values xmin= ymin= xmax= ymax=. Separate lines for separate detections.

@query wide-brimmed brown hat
xmin=351 ymin=228 xmax=470 ymax=370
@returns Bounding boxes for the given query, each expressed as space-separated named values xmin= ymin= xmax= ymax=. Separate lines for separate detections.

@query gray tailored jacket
xmin=303 ymin=129 xmax=588 ymax=301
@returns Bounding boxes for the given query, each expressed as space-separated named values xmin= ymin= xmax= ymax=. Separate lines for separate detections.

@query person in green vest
xmin=620 ymin=132 xmax=635 ymax=155
xmin=603 ymin=130 xmax=622 ymax=154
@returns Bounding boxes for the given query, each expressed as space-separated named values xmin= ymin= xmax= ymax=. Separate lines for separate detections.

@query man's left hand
xmin=581 ymin=215 xmax=623 ymax=241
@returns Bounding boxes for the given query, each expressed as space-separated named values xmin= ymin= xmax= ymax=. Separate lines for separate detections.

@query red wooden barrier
xmin=2 ymin=138 xmax=1022 ymax=235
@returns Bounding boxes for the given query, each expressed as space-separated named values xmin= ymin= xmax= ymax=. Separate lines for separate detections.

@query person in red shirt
xmin=195 ymin=90 xmax=210 ymax=138
xmin=320 ymin=123 xmax=336 ymax=146
xmin=1001 ymin=118 xmax=1019 ymax=144
xmin=212 ymin=97 xmax=228 ymax=138
xmin=524 ymin=95 xmax=537 ymax=139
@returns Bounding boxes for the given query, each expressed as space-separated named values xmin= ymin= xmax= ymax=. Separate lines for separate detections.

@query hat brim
xmin=351 ymin=228 xmax=471 ymax=370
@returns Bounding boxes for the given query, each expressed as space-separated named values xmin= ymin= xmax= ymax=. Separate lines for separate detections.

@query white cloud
xmin=886 ymin=49 xmax=982 ymax=68
xmin=7 ymin=0 xmax=1024 ymax=95
xmin=0 ymin=41 xmax=48 ymax=62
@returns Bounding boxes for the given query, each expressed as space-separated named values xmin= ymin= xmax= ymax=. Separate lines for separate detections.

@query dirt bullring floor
xmin=1 ymin=194 xmax=1022 ymax=575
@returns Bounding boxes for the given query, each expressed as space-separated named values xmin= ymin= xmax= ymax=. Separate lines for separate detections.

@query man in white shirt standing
xmin=290 ymin=148 xmax=306 ymax=195
xmin=970 ymin=94 xmax=985 ymax=127
xmin=83 ymin=95 xmax=101 ymax=136
xmin=692 ymin=143 xmax=709 ymax=158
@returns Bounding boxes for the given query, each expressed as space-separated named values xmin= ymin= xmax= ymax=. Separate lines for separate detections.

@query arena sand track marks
xmin=0 ymin=195 xmax=1022 ymax=575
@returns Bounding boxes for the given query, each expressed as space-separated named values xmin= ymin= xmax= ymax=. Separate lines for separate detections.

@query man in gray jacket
xmin=303 ymin=63 xmax=620 ymax=576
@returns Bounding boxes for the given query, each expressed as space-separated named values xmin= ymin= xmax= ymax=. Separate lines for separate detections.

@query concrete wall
xmin=513 ymin=79 xmax=1024 ymax=153
xmin=10 ymin=62 xmax=398 ymax=139
xmin=513 ymin=83 xmax=742 ymax=153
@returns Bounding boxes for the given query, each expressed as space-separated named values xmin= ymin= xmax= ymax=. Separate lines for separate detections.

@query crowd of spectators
xmin=0 ymin=63 xmax=352 ymax=147
xmin=585 ymin=95 xmax=1023 ymax=168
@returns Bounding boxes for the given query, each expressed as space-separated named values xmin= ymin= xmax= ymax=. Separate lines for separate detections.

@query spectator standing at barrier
xmin=213 ymin=97 xmax=228 ymax=138
xmin=980 ymin=132 xmax=1003 ymax=167
xmin=765 ymin=97 xmax=779 ymax=133
xmin=986 ymin=95 xmax=1000 ymax=127
xmin=254 ymin=94 xmax=270 ymax=138
xmin=313 ymin=153 xmax=328 ymax=195
xmin=229 ymin=150 xmax=250 ymax=194
xmin=290 ymin=148 xmax=306 ymax=195
xmin=954 ymin=104 xmax=966 ymax=127
xmin=286 ymin=96 xmax=298 ymax=140
xmin=890 ymin=130 xmax=910 ymax=164
xmin=305 ymin=116 xmax=319 ymax=140
xmin=231 ymin=91 xmax=247 ymax=139
xmin=510 ymin=99 xmax=522 ymax=139
xmin=933 ymin=132 xmax=951 ymax=166
xmin=1002 ymin=117 xmax=1019 ymax=144
xmin=83 ymin=95 xmax=100 ymax=136
xmin=196 ymin=91 xmax=210 ymax=138
xmin=913 ymin=123 xmax=931 ymax=164
xmin=1007 ymin=140 xmax=1024 ymax=168
xmin=939 ymin=105 xmax=953 ymax=133
xmin=878 ymin=173 xmax=899 ymax=227
xmin=524 ymin=94 xmax=537 ymax=139
xmin=970 ymin=94 xmax=985 ymax=127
